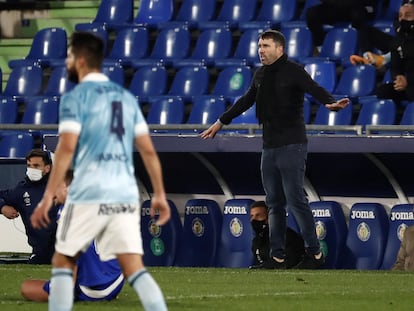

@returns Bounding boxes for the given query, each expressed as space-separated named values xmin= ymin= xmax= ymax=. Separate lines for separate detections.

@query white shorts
xmin=55 ymin=203 xmax=143 ymax=261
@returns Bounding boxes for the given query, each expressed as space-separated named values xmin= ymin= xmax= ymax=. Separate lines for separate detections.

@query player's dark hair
xmin=26 ymin=149 xmax=52 ymax=165
xmin=250 ymin=200 xmax=268 ymax=211
xmin=70 ymin=31 xmax=104 ymax=69
xmin=259 ymin=29 xmax=286 ymax=48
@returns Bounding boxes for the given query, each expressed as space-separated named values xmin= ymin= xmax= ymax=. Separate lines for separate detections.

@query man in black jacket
xmin=250 ymin=201 xmax=305 ymax=269
xmin=377 ymin=1 xmax=414 ymax=103
xmin=201 ymin=30 xmax=349 ymax=269
xmin=0 ymin=149 xmax=58 ymax=264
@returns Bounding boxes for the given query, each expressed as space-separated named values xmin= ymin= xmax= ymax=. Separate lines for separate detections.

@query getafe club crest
xmin=397 ymin=223 xmax=408 ymax=242
xmin=357 ymin=222 xmax=371 ymax=242
xmin=315 ymin=220 xmax=327 ymax=240
xmin=229 ymin=217 xmax=243 ymax=237
xmin=148 ymin=219 xmax=161 ymax=238
xmin=192 ymin=217 xmax=205 ymax=237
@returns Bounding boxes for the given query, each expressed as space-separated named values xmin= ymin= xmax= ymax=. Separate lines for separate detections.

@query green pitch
xmin=0 ymin=265 xmax=412 ymax=311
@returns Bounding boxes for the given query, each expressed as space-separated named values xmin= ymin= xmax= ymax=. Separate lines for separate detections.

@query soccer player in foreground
xmin=22 ymin=169 xmax=125 ymax=302
xmin=31 ymin=31 xmax=170 ymax=311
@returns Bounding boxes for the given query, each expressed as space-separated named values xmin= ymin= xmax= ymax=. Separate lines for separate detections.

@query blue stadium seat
xmin=304 ymin=61 xmax=337 ymax=94
xmin=103 ymin=27 xmax=149 ymax=68
xmin=3 ymin=66 xmax=43 ymax=100
xmin=287 ymin=209 xmax=301 ymax=234
xmin=43 ymin=66 xmax=76 ymax=97
xmin=299 ymin=0 xmax=321 ymax=21
xmin=131 ymin=27 xmax=191 ymax=68
xmin=400 ymin=102 xmax=414 ymax=125
xmin=101 ymin=64 xmax=125 ymax=86
xmin=334 ymin=65 xmax=377 ymax=99
xmin=175 ymin=199 xmax=223 ymax=267
xmin=0 ymin=96 xmax=18 ymax=124
xmin=75 ymin=0 xmax=134 ymax=32
xmin=141 ymin=199 xmax=182 ymax=266
xmin=221 ymin=103 xmax=257 ymax=134
xmin=215 ymin=28 xmax=264 ymax=68
xmin=172 ymin=28 xmax=233 ymax=68
xmin=129 ymin=66 xmax=168 ymax=102
xmin=310 ymin=201 xmax=348 ymax=268
xmin=0 ymin=132 xmax=34 ymax=158
xmin=8 ymin=28 xmax=67 ymax=69
xmin=216 ymin=198 xmax=255 ymax=268
xmin=158 ymin=0 xmax=217 ymax=30
xmin=146 ymin=96 xmax=185 ymax=125
xmin=303 ymin=27 xmax=358 ymax=66
xmin=21 ymin=96 xmax=59 ymax=124
xmin=282 ymin=25 xmax=313 ymax=63
xmin=238 ymin=0 xmax=298 ymax=30
xmin=74 ymin=25 xmax=109 ymax=56
xmin=231 ymin=104 xmax=257 ymax=125
xmin=342 ymin=202 xmax=389 ymax=270
xmin=381 ymin=204 xmax=414 ymax=270
xmin=133 ymin=0 xmax=174 ymax=29
xmin=382 ymin=68 xmax=392 ymax=84
xmin=187 ymin=96 xmax=227 ymax=125
xmin=211 ymin=66 xmax=252 ymax=102
xmin=167 ymin=66 xmax=210 ymax=102
xmin=313 ymin=101 xmax=353 ymax=126
xmin=197 ymin=0 xmax=258 ymax=30
xmin=356 ymin=98 xmax=396 ymax=128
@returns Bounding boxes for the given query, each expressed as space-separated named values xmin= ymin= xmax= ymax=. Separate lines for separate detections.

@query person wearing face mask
xmin=21 ymin=169 xmax=125 ymax=302
xmin=376 ymin=1 xmax=414 ymax=104
xmin=0 ymin=149 xmax=58 ymax=264
xmin=249 ymin=201 xmax=306 ymax=269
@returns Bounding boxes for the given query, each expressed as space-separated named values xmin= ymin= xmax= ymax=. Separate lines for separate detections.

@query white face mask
xmin=26 ymin=167 xmax=43 ymax=181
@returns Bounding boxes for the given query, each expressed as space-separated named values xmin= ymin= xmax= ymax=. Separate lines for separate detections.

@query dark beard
xmin=67 ymin=67 xmax=79 ymax=83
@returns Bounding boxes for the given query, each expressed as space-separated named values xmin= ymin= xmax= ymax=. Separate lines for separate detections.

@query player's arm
xmin=0 ymin=190 xmax=19 ymax=218
xmin=31 ymin=132 xmax=78 ymax=229
xmin=135 ymin=134 xmax=170 ymax=226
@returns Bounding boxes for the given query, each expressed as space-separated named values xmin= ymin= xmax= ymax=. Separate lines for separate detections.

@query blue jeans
xmin=261 ymin=143 xmax=320 ymax=259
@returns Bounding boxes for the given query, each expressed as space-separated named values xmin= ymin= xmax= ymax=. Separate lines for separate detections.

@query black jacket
xmin=220 ymin=54 xmax=336 ymax=148
xmin=390 ymin=26 xmax=414 ymax=101
xmin=0 ymin=175 xmax=59 ymax=264
xmin=252 ymin=227 xmax=305 ymax=268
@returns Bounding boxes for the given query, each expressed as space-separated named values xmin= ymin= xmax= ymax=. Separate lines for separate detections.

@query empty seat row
xmin=77 ymin=0 xmax=400 ymax=33
xmin=7 ymin=23 xmax=360 ymax=73
xmin=309 ymin=201 xmax=414 ymax=270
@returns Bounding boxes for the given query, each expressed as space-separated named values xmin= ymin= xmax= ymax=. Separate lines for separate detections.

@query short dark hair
xmin=250 ymin=200 xmax=268 ymax=210
xmin=26 ymin=149 xmax=52 ymax=165
xmin=259 ymin=29 xmax=286 ymax=48
xmin=69 ymin=31 xmax=104 ymax=69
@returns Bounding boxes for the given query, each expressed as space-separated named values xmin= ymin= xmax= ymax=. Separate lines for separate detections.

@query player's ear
xmin=44 ymin=164 xmax=51 ymax=174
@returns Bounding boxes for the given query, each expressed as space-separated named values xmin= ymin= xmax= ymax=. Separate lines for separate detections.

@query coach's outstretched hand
xmin=200 ymin=120 xmax=223 ymax=139
xmin=325 ymin=98 xmax=350 ymax=112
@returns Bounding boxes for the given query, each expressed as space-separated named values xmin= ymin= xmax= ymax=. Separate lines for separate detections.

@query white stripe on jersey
xmin=59 ymin=120 xmax=82 ymax=134
xmin=79 ymin=274 xmax=124 ymax=299
xmin=134 ymin=122 xmax=149 ymax=137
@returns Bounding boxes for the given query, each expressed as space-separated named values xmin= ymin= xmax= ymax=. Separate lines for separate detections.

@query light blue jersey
xmin=59 ymin=73 xmax=149 ymax=203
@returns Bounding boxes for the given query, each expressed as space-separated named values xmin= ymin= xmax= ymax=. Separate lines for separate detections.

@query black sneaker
xmin=293 ymin=252 xmax=325 ymax=269
xmin=249 ymin=258 xmax=286 ymax=270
